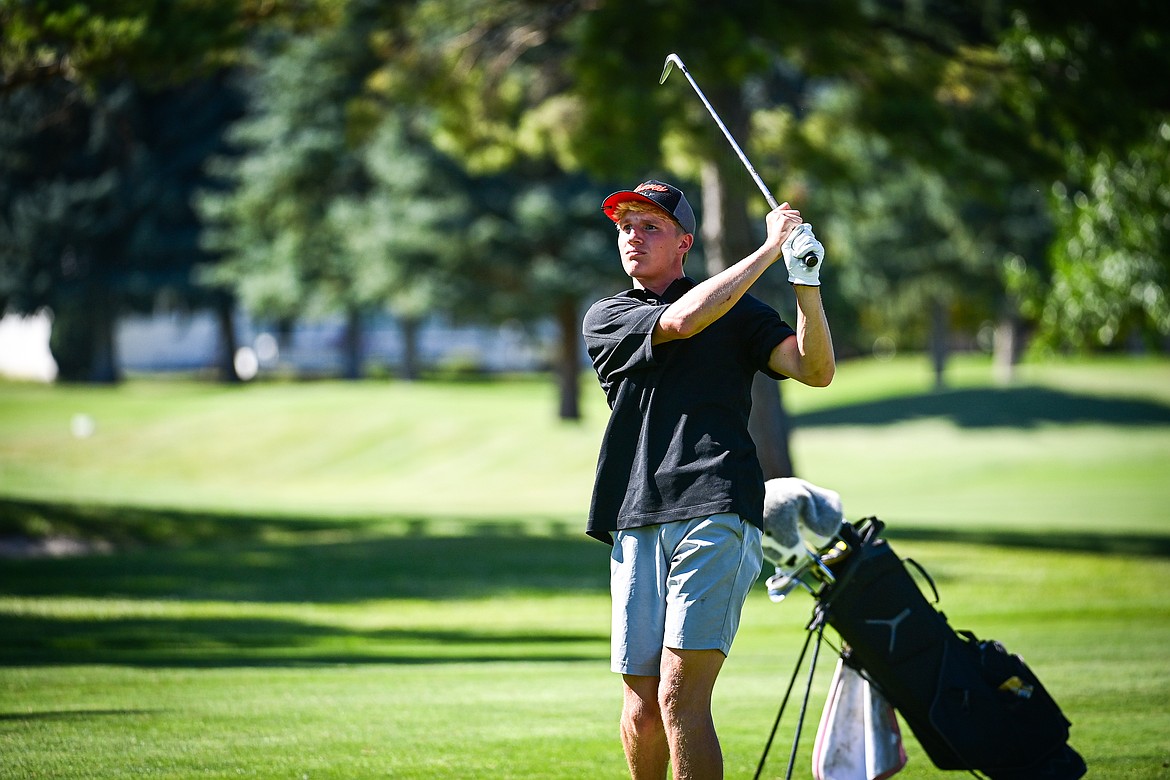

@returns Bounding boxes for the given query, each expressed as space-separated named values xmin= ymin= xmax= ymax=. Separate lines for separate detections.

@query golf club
xmin=660 ymin=53 xmax=818 ymax=268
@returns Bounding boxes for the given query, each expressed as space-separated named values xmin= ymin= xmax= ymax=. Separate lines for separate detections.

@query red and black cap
xmin=601 ymin=180 xmax=697 ymax=235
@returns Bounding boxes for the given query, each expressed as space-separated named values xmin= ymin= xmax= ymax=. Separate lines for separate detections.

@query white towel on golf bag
xmin=812 ymin=659 xmax=908 ymax=780
xmin=761 ymin=477 xmax=846 ymax=570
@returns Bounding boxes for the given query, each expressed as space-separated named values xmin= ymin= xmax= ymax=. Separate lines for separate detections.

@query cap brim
xmin=601 ymin=191 xmax=668 ymax=222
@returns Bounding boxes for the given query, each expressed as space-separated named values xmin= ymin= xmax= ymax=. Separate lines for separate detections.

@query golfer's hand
xmin=783 ymin=224 xmax=825 ymax=286
xmin=766 ymin=203 xmax=803 ymax=257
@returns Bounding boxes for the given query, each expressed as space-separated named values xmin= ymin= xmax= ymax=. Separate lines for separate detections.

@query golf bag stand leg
xmin=754 ymin=609 xmax=828 ymax=780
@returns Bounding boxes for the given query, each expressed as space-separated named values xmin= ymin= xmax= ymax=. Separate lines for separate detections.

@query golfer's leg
xmin=621 ymin=674 xmax=669 ymax=780
xmin=659 ymin=647 xmax=726 ymax=780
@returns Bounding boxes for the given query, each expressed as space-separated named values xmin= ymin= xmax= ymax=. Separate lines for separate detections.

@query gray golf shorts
xmin=610 ymin=512 xmax=764 ymax=677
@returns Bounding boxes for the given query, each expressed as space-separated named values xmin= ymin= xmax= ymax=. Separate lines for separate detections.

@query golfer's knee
xmin=622 ymin=697 xmax=664 ymax=740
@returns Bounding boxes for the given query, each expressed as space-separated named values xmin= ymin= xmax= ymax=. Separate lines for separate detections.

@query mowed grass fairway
xmin=1 ymin=355 xmax=1168 ymax=778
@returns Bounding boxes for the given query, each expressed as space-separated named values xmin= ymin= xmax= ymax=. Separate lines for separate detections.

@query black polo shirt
xmin=582 ymin=276 xmax=796 ymax=545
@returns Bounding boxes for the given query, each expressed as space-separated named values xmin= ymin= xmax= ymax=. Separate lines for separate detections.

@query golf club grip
xmin=802 ymin=253 xmax=819 ymax=268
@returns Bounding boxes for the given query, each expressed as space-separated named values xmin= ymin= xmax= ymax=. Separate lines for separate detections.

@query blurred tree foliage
xmin=804 ymin=0 xmax=1170 ymax=358
xmin=0 ymin=0 xmax=334 ymax=93
xmin=1 ymin=0 xmax=1168 ymax=397
xmin=0 ymin=75 xmax=244 ymax=381
xmin=198 ymin=0 xmax=619 ymax=416
xmin=197 ymin=2 xmax=401 ymax=380
xmin=0 ymin=0 xmax=329 ymax=380
xmin=1015 ymin=125 xmax=1170 ymax=353
xmin=368 ymin=0 xmax=626 ymax=418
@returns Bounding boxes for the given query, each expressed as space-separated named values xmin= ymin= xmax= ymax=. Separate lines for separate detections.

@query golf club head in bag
xmin=761 ymin=477 xmax=848 ymax=602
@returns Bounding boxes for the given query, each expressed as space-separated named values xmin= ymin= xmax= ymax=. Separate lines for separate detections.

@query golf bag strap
xmin=904 ymin=557 xmax=940 ymax=604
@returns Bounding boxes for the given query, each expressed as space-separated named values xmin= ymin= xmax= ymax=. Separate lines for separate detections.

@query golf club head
xmin=659 ymin=53 xmax=684 ymax=84
xmin=765 ymin=560 xmax=827 ymax=603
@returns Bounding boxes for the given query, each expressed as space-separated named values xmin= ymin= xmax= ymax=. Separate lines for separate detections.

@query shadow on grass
xmin=0 ymin=612 xmax=606 ymax=668
xmin=882 ymin=525 xmax=1170 ymax=558
xmin=0 ymin=530 xmax=608 ymax=603
xmin=0 ymin=502 xmax=611 ymax=667
xmin=794 ymin=386 xmax=1170 ymax=429
xmin=3 ymin=496 xmax=1168 ymax=669
xmin=0 ymin=709 xmax=161 ymax=723
xmin=0 ymin=498 xmax=384 ymax=549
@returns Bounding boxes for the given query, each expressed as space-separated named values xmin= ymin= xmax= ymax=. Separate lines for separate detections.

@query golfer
xmin=583 ymin=179 xmax=835 ymax=779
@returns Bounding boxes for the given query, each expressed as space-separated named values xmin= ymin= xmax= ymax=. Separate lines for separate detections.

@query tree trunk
xmin=341 ymin=306 xmax=363 ymax=380
xmin=400 ymin=316 xmax=421 ymax=381
xmin=992 ymin=308 xmax=1023 ymax=386
xmin=89 ymin=291 xmax=119 ymax=383
xmin=555 ymin=296 xmax=581 ymax=421
xmin=699 ymin=160 xmax=755 ymax=276
xmin=214 ymin=295 xmax=241 ymax=383
xmin=50 ymin=285 xmax=121 ymax=384
xmin=929 ymin=297 xmax=949 ymax=391
xmin=752 ymin=375 xmax=795 ymax=477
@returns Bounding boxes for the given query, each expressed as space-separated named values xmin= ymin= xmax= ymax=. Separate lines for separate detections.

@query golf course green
xmin=1 ymin=354 xmax=1167 ymax=778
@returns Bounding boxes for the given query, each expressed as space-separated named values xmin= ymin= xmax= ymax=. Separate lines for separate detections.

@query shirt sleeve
xmin=582 ymin=295 xmax=663 ymax=406
xmin=740 ymin=295 xmax=796 ymax=381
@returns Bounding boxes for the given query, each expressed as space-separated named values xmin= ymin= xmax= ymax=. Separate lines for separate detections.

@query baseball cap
xmin=601 ymin=180 xmax=697 ymax=235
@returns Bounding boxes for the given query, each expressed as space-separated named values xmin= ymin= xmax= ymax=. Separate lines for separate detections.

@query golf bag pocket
xmin=929 ymin=632 xmax=1074 ymax=775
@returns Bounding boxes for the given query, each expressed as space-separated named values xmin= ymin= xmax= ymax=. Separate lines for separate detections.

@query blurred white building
xmin=0 ymin=308 xmax=561 ymax=381
xmin=0 ymin=310 xmax=58 ymax=382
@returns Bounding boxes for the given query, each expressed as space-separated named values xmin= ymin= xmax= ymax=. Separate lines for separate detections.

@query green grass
xmin=1 ymin=354 xmax=1169 ymax=778
xmin=2 ymin=354 xmax=1168 ymax=536
xmin=2 ymin=537 xmax=1168 ymax=778
xmin=784 ymin=356 xmax=1170 ymax=539
xmin=0 ymin=377 xmax=607 ymax=521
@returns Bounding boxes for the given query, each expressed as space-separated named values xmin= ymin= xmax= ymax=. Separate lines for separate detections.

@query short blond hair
xmin=610 ymin=201 xmax=688 ymax=234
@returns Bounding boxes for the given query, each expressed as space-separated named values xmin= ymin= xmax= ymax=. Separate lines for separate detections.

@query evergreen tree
xmin=0 ymin=75 xmax=244 ymax=381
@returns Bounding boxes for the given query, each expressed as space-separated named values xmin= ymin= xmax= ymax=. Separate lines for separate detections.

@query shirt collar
xmin=622 ymin=276 xmax=696 ymax=304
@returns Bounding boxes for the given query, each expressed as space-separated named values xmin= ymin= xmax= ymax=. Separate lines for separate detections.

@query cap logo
xmin=635 ymin=182 xmax=670 ymax=194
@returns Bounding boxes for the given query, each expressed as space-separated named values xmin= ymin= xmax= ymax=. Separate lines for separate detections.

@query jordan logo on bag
xmin=866 ymin=608 xmax=912 ymax=653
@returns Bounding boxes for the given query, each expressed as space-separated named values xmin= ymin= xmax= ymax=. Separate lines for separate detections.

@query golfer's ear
xmin=679 ymin=232 xmax=694 ymax=253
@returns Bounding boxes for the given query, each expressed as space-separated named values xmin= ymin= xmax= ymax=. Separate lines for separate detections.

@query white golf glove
xmin=782 ymin=223 xmax=825 ymax=286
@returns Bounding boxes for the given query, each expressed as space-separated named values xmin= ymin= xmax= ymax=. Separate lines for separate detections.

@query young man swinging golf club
xmin=583 ymin=179 xmax=835 ymax=779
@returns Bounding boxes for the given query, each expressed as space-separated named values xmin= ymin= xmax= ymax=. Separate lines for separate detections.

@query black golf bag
xmin=816 ymin=518 xmax=1086 ymax=779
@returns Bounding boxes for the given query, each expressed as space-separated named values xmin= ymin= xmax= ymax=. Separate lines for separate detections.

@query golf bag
xmin=817 ymin=518 xmax=1086 ymax=779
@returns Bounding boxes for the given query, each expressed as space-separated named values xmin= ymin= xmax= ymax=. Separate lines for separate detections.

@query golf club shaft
xmin=661 ymin=54 xmax=817 ymax=268
xmin=668 ymin=58 xmax=779 ymax=210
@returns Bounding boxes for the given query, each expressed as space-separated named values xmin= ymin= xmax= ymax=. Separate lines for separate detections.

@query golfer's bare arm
xmin=769 ymin=285 xmax=835 ymax=387
xmin=653 ymin=245 xmax=782 ymax=344
xmin=653 ymin=204 xmax=798 ymax=345
xmin=656 ymin=270 xmax=835 ymax=387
